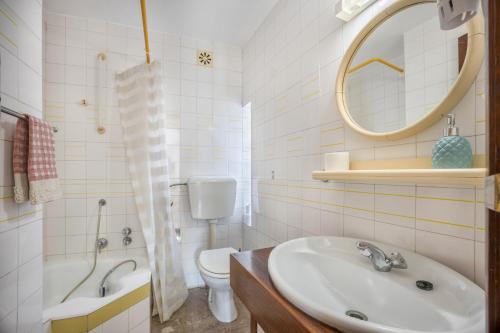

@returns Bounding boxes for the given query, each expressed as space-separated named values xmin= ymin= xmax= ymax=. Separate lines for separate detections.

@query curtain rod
xmin=140 ymin=0 xmax=151 ymax=64
xmin=1 ymin=105 xmax=58 ymax=132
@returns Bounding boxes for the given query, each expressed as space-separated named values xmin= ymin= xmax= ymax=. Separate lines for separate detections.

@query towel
xmin=12 ymin=116 xmax=62 ymax=204
xmin=12 ymin=119 xmax=29 ymax=203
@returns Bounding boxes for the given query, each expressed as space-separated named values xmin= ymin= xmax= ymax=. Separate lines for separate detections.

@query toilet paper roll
xmin=324 ymin=152 xmax=349 ymax=171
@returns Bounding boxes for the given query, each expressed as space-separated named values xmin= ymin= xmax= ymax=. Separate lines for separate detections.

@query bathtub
xmin=43 ymin=256 xmax=151 ymax=333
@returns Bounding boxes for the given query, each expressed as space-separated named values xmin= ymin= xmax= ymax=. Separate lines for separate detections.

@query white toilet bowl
xmin=198 ymin=247 xmax=238 ymax=323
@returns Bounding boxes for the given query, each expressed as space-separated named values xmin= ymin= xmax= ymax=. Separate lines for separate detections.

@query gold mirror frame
xmin=336 ymin=0 xmax=485 ymax=141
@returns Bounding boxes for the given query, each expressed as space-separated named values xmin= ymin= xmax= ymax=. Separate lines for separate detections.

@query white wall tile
xmin=0 ymin=227 xmax=18 ymax=276
xmin=18 ymin=221 xmax=42 ymax=265
xmin=344 ymin=215 xmax=374 ymax=240
xmin=0 ymin=2 xmax=43 ymax=332
xmin=0 ymin=270 xmax=18 ymax=321
xmin=17 ymin=255 xmax=42 ymax=303
xmin=242 ymin=0 xmax=486 ymax=288
xmin=416 ymin=230 xmax=474 ymax=280
xmin=374 ymin=222 xmax=415 ymax=251
xmin=42 ymin=13 xmax=246 ymax=291
xmin=0 ymin=309 xmax=17 ymax=333
xmin=102 ymin=305 xmax=128 ymax=333
xmin=128 ymin=298 xmax=149 ymax=329
xmin=17 ymin=288 xmax=42 ymax=333
xmin=129 ymin=318 xmax=150 ymax=333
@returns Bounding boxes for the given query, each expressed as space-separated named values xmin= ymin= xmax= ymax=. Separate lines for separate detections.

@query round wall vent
xmin=197 ymin=50 xmax=213 ymax=67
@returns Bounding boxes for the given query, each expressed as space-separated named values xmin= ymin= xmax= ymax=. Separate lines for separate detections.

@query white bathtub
xmin=43 ymin=256 xmax=151 ymax=333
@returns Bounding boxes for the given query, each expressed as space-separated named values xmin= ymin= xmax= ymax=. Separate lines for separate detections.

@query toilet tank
xmin=187 ymin=177 xmax=236 ymax=220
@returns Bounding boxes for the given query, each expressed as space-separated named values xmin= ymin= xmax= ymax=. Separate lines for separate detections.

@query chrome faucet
xmin=356 ymin=241 xmax=408 ymax=272
xmin=99 ymin=259 xmax=137 ymax=297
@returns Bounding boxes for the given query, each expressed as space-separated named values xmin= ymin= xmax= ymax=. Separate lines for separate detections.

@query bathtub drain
xmin=345 ymin=310 xmax=368 ymax=321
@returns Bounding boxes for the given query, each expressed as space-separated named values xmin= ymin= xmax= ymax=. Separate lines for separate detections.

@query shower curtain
xmin=115 ymin=61 xmax=188 ymax=322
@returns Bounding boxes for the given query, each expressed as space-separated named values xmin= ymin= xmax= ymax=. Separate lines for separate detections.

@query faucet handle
xmin=388 ymin=252 xmax=408 ymax=269
xmin=122 ymin=227 xmax=132 ymax=236
xmin=96 ymin=238 xmax=108 ymax=253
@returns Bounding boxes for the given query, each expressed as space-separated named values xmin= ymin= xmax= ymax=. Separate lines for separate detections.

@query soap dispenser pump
xmin=432 ymin=114 xmax=473 ymax=168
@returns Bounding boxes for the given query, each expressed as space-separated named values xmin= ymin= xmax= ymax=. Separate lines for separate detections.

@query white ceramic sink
xmin=268 ymin=237 xmax=485 ymax=333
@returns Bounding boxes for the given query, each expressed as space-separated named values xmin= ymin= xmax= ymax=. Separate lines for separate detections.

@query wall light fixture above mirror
xmin=336 ymin=0 xmax=485 ymax=141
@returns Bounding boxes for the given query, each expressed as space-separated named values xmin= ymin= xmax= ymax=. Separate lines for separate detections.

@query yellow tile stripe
xmin=302 ymin=90 xmax=319 ymax=100
xmin=321 ymin=126 xmax=343 ymax=133
xmin=320 ymin=142 xmax=344 ymax=148
xmin=46 ymin=116 xmax=65 ymax=121
xmin=62 ymin=180 xmax=130 ymax=184
xmin=303 ymin=75 xmax=319 ymax=85
xmin=415 ymin=195 xmax=475 ymax=204
xmin=45 ymin=103 xmax=64 ymax=108
xmin=0 ymin=31 xmax=17 ymax=48
xmin=415 ymin=217 xmax=474 ymax=229
xmin=258 ymin=191 xmax=482 ymax=232
xmin=258 ymin=181 xmax=481 ymax=204
xmin=0 ymin=209 xmax=42 ymax=223
xmin=376 ymin=210 xmax=414 ymax=220
xmin=0 ymin=7 xmax=16 ymax=25
xmin=63 ymin=192 xmax=133 ymax=196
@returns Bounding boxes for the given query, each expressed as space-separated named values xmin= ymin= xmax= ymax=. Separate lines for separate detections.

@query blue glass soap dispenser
xmin=432 ymin=114 xmax=473 ymax=169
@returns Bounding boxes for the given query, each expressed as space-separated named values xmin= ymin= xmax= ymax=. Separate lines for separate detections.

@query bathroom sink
xmin=268 ymin=237 xmax=485 ymax=333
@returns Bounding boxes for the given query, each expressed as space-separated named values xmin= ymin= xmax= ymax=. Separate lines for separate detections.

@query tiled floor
xmin=151 ymin=287 xmax=251 ymax=333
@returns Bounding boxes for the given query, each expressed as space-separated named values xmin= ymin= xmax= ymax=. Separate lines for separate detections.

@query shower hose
xmin=60 ymin=199 xmax=106 ymax=303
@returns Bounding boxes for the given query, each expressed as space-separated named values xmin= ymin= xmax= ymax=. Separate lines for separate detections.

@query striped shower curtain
xmin=115 ymin=61 xmax=188 ymax=322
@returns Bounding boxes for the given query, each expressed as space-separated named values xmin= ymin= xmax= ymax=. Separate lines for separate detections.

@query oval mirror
xmin=336 ymin=0 xmax=484 ymax=140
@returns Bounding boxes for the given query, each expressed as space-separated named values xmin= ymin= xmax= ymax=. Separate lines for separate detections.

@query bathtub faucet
xmin=99 ymin=259 xmax=137 ymax=297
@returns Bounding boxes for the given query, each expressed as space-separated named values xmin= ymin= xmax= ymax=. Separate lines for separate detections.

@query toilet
xmin=187 ymin=177 xmax=238 ymax=322
xmin=198 ymin=247 xmax=238 ymax=322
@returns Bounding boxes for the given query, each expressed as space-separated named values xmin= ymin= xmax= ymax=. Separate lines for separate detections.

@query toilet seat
xmin=199 ymin=247 xmax=238 ymax=279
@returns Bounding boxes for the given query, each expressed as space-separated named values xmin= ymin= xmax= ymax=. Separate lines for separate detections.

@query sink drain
xmin=416 ymin=280 xmax=434 ymax=291
xmin=345 ymin=310 xmax=368 ymax=321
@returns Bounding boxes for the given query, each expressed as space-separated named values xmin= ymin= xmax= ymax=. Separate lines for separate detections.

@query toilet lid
xmin=199 ymin=247 xmax=238 ymax=276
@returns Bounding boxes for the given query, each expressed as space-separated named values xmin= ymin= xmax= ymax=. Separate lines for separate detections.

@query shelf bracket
xmin=486 ymin=174 xmax=500 ymax=212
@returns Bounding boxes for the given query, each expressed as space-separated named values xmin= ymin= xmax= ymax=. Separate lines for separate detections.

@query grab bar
xmin=169 ymin=182 xmax=187 ymax=187
xmin=348 ymin=57 xmax=404 ymax=74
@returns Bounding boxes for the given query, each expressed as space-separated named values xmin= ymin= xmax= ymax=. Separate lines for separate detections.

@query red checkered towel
xmin=12 ymin=116 xmax=62 ymax=204
xmin=13 ymin=119 xmax=29 ymax=202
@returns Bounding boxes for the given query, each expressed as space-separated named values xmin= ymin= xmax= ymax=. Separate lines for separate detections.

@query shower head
xmin=99 ymin=199 xmax=106 ymax=206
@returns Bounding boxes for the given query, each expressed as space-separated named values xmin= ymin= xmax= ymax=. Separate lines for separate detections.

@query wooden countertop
xmin=230 ymin=247 xmax=342 ymax=333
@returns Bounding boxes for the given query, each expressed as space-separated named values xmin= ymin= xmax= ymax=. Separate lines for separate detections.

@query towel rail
xmin=1 ymin=105 xmax=58 ymax=132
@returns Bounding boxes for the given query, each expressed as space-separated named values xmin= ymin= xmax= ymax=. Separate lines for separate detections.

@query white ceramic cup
xmin=324 ymin=152 xmax=350 ymax=171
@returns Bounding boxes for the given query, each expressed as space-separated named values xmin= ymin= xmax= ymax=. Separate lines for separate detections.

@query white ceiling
xmin=44 ymin=0 xmax=278 ymax=46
